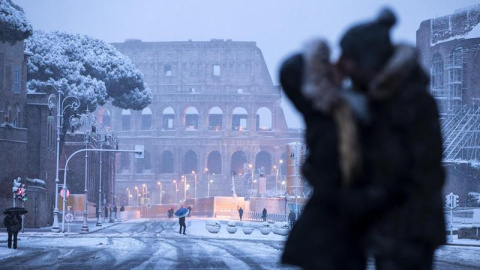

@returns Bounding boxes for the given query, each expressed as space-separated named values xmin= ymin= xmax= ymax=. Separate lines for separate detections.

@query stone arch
xmin=207 ymin=151 xmax=222 ymax=174
xmin=141 ymin=107 xmax=152 ymax=130
xmin=255 ymin=151 xmax=272 ymax=175
xmin=183 ymin=150 xmax=197 ymax=174
xmin=231 ymin=151 xmax=247 ymax=175
xmin=183 ymin=106 xmax=199 ymax=130
xmin=232 ymin=107 xmax=248 ymax=131
xmin=256 ymin=107 xmax=272 ymax=131
xmin=162 ymin=107 xmax=175 ymax=130
xmin=161 ymin=150 xmax=174 ymax=173
xmin=208 ymin=107 xmax=223 ymax=130
xmin=121 ymin=109 xmax=131 ymax=131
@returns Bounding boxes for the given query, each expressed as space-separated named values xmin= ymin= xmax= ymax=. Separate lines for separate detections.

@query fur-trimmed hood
xmin=369 ymin=44 xmax=425 ymax=101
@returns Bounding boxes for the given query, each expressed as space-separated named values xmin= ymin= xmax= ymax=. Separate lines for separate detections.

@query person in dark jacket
xmin=336 ymin=8 xmax=445 ymax=270
xmin=179 ymin=216 xmax=186 ymax=235
xmin=261 ymin=208 xmax=267 ymax=222
xmin=238 ymin=207 xmax=244 ymax=221
xmin=280 ymin=38 xmax=370 ymax=269
xmin=4 ymin=213 xmax=22 ymax=249
xmin=113 ymin=205 xmax=118 ymax=219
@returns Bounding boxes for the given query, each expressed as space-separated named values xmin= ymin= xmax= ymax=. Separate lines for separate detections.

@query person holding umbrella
xmin=3 ymin=207 xmax=26 ymax=249
xmin=175 ymin=206 xmax=189 ymax=235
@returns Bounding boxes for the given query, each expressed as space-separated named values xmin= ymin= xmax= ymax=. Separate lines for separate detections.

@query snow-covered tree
xmin=26 ymin=31 xmax=152 ymax=112
xmin=467 ymin=192 xmax=480 ymax=207
xmin=0 ymin=0 xmax=32 ymax=44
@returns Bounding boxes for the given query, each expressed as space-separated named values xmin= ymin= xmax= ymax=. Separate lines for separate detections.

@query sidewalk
xmin=2 ymin=218 xmax=119 ymax=237
xmin=446 ymin=235 xmax=480 ymax=247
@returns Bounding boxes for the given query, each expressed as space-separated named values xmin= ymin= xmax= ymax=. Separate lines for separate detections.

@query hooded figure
xmin=4 ymin=213 xmax=22 ymax=249
xmin=337 ymin=8 xmax=445 ymax=270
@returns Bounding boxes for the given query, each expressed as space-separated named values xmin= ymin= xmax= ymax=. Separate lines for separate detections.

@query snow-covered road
xmin=0 ymin=219 xmax=479 ymax=269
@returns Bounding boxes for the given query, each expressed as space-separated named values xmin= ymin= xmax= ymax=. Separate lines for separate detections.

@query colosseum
xmin=98 ymin=39 xmax=303 ymax=205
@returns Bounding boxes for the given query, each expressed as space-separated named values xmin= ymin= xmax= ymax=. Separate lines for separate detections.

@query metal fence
xmin=215 ymin=210 xmax=287 ymax=222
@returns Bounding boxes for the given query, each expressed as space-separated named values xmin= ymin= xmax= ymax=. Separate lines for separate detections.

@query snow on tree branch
xmin=0 ymin=0 xmax=33 ymax=44
xmin=26 ymin=31 xmax=152 ymax=111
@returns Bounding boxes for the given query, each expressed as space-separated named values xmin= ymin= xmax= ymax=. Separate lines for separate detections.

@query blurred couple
xmin=280 ymin=8 xmax=445 ymax=270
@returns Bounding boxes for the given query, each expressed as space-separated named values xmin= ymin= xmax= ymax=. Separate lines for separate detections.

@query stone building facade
xmin=101 ymin=39 xmax=303 ymax=205
xmin=416 ymin=4 xmax=480 ymax=203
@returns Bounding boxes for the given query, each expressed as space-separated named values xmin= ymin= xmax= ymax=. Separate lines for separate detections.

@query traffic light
xmin=12 ymin=177 xmax=21 ymax=198
xmin=454 ymin=195 xmax=459 ymax=208
xmin=17 ymin=184 xmax=27 ymax=201
xmin=445 ymin=194 xmax=451 ymax=208
xmin=21 ymin=185 xmax=27 ymax=201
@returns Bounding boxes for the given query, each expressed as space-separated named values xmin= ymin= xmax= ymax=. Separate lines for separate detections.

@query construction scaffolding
xmin=437 ymin=47 xmax=480 ymax=161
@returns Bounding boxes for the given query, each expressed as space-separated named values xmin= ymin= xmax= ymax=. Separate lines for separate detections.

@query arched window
xmin=182 ymin=150 xmax=197 ymax=174
xmin=232 ymin=107 xmax=248 ymax=131
xmin=207 ymin=151 xmax=222 ymax=174
xmin=141 ymin=107 xmax=152 ymax=130
xmin=256 ymin=107 xmax=272 ymax=131
xmin=121 ymin=109 xmax=131 ymax=131
xmin=161 ymin=150 xmax=174 ymax=173
xmin=230 ymin=151 xmax=247 ymax=175
xmin=255 ymin=151 xmax=272 ymax=175
xmin=208 ymin=107 xmax=223 ymax=130
xmin=162 ymin=107 xmax=175 ymax=130
xmin=184 ymin=107 xmax=199 ymax=130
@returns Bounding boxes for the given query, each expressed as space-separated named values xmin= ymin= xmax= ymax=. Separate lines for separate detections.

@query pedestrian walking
xmin=261 ymin=208 xmax=267 ymax=222
xmin=113 ymin=205 xmax=118 ymax=219
xmin=179 ymin=216 xmax=186 ymax=235
xmin=238 ymin=207 xmax=244 ymax=221
xmin=187 ymin=205 xmax=192 ymax=217
xmin=288 ymin=211 xmax=296 ymax=228
xmin=4 ymin=212 xmax=22 ymax=249
xmin=104 ymin=205 xmax=109 ymax=222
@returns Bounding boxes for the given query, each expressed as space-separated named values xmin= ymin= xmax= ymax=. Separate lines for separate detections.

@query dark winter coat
xmin=359 ymin=45 xmax=446 ymax=254
xmin=279 ymin=41 xmax=369 ymax=269
xmin=4 ymin=214 xmax=22 ymax=233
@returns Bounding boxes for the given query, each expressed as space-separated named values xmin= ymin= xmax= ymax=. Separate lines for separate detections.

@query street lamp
xmin=94 ymin=124 xmax=108 ymax=227
xmin=181 ymin=175 xmax=186 ymax=202
xmin=47 ymin=84 xmax=80 ymax=233
xmin=248 ymin=163 xmax=254 ymax=190
xmin=78 ymin=109 xmax=96 ymax=233
xmin=208 ymin=179 xmax=213 ymax=197
xmin=134 ymin=186 xmax=139 ymax=206
xmin=126 ymin=188 xmax=130 ymax=206
xmin=173 ymin=180 xmax=178 ymax=203
xmin=157 ymin=181 xmax=162 ymax=204
xmin=192 ymin=171 xmax=197 ymax=199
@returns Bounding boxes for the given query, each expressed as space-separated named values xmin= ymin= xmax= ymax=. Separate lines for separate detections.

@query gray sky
xmin=15 ymin=0 xmax=480 ymax=128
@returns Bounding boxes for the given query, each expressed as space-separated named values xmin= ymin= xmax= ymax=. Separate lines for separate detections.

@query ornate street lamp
xmin=47 ymin=84 xmax=80 ymax=233
xmin=93 ymin=124 xmax=109 ymax=227
xmin=192 ymin=170 xmax=197 ymax=199
xmin=173 ymin=180 xmax=178 ymax=203
xmin=157 ymin=181 xmax=162 ymax=204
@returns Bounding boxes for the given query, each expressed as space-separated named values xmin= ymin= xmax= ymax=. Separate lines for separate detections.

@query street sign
xmin=60 ymin=188 xmax=70 ymax=198
xmin=135 ymin=145 xmax=144 ymax=158
xmin=65 ymin=213 xmax=74 ymax=223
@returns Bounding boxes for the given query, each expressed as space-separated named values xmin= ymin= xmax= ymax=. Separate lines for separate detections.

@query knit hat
xmin=340 ymin=8 xmax=397 ymax=71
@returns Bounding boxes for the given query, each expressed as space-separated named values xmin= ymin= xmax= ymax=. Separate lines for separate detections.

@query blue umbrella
xmin=175 ymin=208 xmax=189 ymax=218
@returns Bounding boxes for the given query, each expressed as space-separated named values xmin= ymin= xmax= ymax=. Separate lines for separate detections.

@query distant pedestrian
xmin=179 ymin=216 xmax=186 ymax=235
xmin=120 ymin=205 xmax=125 ymax=212
xmin=238 ymin=207 xmax=244 ymax=221
xmin=104 ymin=205 xmax=109 ymax=221
xmin=4 ymin=213 xmax=22 ymax=249
xmin=262 ymin=208 xmax=267 ymax=222
xmin=113 ymin=205 xmax=118 ymax=219
xmin=187 ymin=205 xmax=192 ymax=217
xmin=288 ymin=211 xmax=296 ymax=228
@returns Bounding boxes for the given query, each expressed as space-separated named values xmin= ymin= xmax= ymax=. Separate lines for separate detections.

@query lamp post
xmin=47 ymin=84 xmax=80 ymax=233
xmin=157 ymin=181 xmax=162 ymax=204
xmin=94 ymin=124 xmax=108 ymax=227
xmin=248 ymin=163 xmax=254 ymax=190
xmin=192 ymin=171 xmax=197 ymax=199
xmin=78 ymin=109 xmax=96 ymax=233
xmin=273 ymin=165 xmax=278 ymax=191
xmin=126 ymin=188 xmax=130 ymax=206
xmin=208 ymin=179 xmax=213 ymax=197
xmin=181 ymin=175 xmax=186 ymax=202
xmin=134 ymin=186 xmax=139 ymax=206
xmin=173 ymin=180 xmax=178 ymax=203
